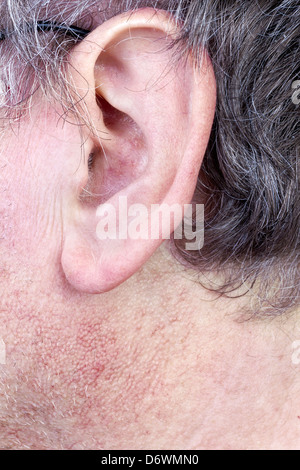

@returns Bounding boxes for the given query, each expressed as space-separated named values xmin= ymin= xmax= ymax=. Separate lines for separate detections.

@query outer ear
xmin=61 ymin=8 xmax=216 ymax=293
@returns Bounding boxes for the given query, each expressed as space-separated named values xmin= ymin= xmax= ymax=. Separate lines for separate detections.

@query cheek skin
xmin=0 ymin=110 xmax=88 ymax=260
xmin=0 ymin=230 xmax=298 ymax=450
xmin=0 ymin=258 xmax=201 ymax=450
xmin=0 ymin=111 xmax=175 ymax=448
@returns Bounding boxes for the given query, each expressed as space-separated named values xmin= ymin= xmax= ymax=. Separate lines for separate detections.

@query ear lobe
xmin=61 ymin=9 xmax=216 ymax=294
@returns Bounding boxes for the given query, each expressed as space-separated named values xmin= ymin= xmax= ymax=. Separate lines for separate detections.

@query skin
xmin=0 ymin=10 xmax=300 ymax=450
xmin=1 ymin=110 xmax=300 ymax=450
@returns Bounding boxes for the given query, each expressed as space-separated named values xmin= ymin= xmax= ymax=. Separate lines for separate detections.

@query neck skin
xmin=0 ymin=105 xmax=299 ymax=450
xmin=0 ymin=245 xmax=299 ymax=450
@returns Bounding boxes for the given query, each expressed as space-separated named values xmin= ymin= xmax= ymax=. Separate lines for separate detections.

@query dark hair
xmin=0 ymin=0 xmax=299 ymax=315
xmin=174 ymin=0 xmax=300 ymax=315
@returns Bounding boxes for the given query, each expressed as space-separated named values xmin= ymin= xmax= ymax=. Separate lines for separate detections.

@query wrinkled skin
xmin=0 ymin=13 xmax=300 ymax=448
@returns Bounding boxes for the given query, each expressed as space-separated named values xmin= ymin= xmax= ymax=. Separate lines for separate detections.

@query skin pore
xmin=0 ymin=100 xmax=300 ymax=450
xmin=0 ymin=5 xmax=299 ymax=447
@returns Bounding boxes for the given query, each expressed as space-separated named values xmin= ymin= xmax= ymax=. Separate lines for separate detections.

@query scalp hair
xmin=0 ymin=0 xmax=299 ymax=315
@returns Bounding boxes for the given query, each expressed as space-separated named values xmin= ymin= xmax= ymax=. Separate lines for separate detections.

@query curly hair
xmin=0 ymin=0 xmax=299 ymax=315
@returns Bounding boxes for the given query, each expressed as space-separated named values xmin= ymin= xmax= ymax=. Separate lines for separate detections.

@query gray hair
xmin=0 ymin=0 xmax=299 ymax=316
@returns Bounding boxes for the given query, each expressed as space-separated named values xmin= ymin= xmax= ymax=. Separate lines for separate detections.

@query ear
xmin=61 ymin=8 xmax=216 ymax=293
